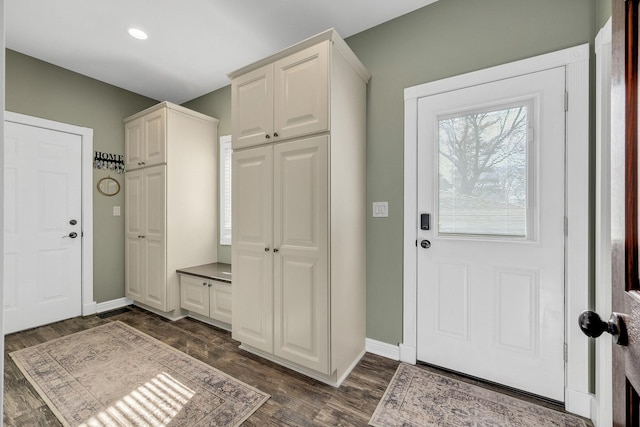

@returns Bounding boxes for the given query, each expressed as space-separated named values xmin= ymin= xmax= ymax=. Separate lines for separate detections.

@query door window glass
xmin=438 ymin=102 xmax=531 ymax=237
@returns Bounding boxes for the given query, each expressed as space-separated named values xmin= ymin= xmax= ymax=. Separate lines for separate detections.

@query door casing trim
xmin=402 ymin=44 xmax=590 ymax=417
xmin=5 ymin=111 xmax=95 ymax=316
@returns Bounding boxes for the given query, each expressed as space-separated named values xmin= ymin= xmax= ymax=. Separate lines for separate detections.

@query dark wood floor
xmin=4 ymin=306 xmax=400 ymax=426
xmin=3 ymin=306 xmax=591 ymax=426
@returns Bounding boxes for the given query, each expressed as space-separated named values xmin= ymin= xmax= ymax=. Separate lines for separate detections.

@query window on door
xmin=220 ymin=135 xmax=232 ymax=245
xmin=437 ymin=100 xmax=534 ymax=238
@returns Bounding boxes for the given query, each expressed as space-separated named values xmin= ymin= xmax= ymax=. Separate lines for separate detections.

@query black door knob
xmin=420 ymin=239 xmax=431 ymax=249
xmin=578 ymin=310 xmax=628 ymax=346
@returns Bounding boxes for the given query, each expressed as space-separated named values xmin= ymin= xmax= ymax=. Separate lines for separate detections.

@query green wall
xmin=182 ymin=86 xmax=232 ymax=264
xmin=597 ymin=0 xmax=612 ymax=28
xmin=5 ymin=49 xmax=158 ymax=303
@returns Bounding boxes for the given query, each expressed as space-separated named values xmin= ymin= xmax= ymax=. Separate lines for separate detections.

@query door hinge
xmin=564 ymin=92 xmax=569 ymax=112
xmin=564 ymin=342 xmax=568 ymax=362
xmin=564 ymin=217 xmax=568 ymax=236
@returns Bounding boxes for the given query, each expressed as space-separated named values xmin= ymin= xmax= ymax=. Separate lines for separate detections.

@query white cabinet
xmin=125 ymin=166 xmax=167 ymax=310
xmin=124 ymin=102 xmax=219 ymax=316
xmin=180 ymin=275 xmax=232 ymax=325
xmin=232 ymin=136 xmax=328 ymax=373
xmin=125 ymin=107 xmax=166 ymax=170
xmin=230 ymin=29 xmax=369 ymax=386
xmin=231 ymin=42 xmax=329 ymax=150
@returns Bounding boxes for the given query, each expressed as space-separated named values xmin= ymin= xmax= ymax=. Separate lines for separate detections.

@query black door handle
xmin=578 ymin=310 xmax=628 ymax=345
xmin=63 ymin=232 xmax=78 ymax=239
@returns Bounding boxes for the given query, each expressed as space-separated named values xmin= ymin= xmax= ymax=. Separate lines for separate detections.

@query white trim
xmin=402 ymin=44 xmax=590 ymax=416
xmin=365 ymin=338 xmax=400 ymax=361
xmin=238 ymin=343 xmax=365 ymax=387
xmin=593 ymin=18 xmax=613 ymax=427
xmin=96 ymin=297 xmax=133 ymax=313
xmin=4 ymin=111 xmax=96 ymax=317
xmin=566 ymin=389 xmax=595 ymax=421
xmin=219 ymin=135 xmax=232 ymax=246
xmin=185 ymin=311 xmax=231 ymax=332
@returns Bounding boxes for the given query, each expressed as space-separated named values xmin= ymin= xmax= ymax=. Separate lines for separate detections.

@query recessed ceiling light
xmin=128 ymin=28 xmax=148 ymax=40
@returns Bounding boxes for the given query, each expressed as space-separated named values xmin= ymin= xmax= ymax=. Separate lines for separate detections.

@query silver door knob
xmin=420 ymin=239 xmax=431 ymax=249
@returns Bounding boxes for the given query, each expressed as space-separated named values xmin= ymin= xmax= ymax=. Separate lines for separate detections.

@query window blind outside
xmin=220 ymin=135 xmax=232 ymax=245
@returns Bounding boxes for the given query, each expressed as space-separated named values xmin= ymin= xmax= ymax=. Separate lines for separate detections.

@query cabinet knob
xmin=265 ymin=247 xmax=270 ymax=252
xmin=265 ymin=134 xmax=271 ymax=139
xmin=273 ymin=248 xmax=279 ymax=253
xmin=202 ymin=282 xmax=207 ymax=286
xmin=208 ymin=283 xmax=213 ymax=288
xmin=273 ymin=132 xmax=279 ymax=137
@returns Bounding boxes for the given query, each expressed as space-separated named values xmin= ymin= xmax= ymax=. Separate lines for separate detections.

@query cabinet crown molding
xmin=227 ymin=28 xmax=370 ymax=83
xmin=124 ymin=101 xmax=220 ymax=125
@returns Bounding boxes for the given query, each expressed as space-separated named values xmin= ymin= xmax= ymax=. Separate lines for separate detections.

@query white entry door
xmin=416 ymin=67 xmax=566 ymax=401
xmin=4 ymin=121 xmax=83 ymax=334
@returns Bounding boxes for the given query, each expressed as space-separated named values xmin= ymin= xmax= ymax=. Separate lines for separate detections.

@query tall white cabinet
xmin=124 ymin=102 xmax=219 ymax=315
xmin=230 ymin=29 xmax=369 ymax=386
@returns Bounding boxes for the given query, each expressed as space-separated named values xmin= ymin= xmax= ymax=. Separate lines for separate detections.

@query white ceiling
xmin=6 ymin=0 xmax=438 ymax=104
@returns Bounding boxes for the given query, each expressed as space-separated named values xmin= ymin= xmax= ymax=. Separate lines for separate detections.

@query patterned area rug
xmin=10 ymin=321 xmax=269 ymax=427
xmin=370 ymin=363 xmax=589 ymax=427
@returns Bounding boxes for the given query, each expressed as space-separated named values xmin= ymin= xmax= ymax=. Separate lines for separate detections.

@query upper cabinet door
xmin=274 ymin=41 xmax=329 ymax=141
xmin=125 ymin=117 xmax=144 ymax=170
xmin=125 ymin=107 xmax=166 ymax=170
xmin=232 ymin=64 xmax=274 ymax=150
xmin=143 ymin=107 xmax=166 ymax=167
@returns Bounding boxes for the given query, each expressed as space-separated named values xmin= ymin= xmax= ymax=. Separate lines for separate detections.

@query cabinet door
xmin=125 ymin=117 xmax=144 ymax=170
xmin=180 ymin=275 xmax=209 ymax=317
xmin=232 ymin=64 xmax=274 ymax=150
xmin=232 ymin=146 xmax=274 ymax=352
xmin=125 ymin=170 xmax=145 ymax=300
xmin=274 ymin=42 xmax=329 ymax=142
xmin=143 ymin=165 xmax=167 ymax=310
xmin=273 ymin=135 xmax=330 ymax=374
xmin=210 ymin=282 xmax=232 ymax=324
xmin=143 ymin=108 xmax=166 ymax=167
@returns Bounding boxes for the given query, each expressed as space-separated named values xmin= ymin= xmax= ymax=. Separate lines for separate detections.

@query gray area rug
xmin=370 ymin=363 xmax=589 ymax=427
xmin=10 ymin=321 xmax=269 ymax=427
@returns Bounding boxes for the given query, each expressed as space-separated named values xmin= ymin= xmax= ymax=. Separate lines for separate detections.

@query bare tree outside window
xmin=438 ymin=104 xmax=529 ymax=236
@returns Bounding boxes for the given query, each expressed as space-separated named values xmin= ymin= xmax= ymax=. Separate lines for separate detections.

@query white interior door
xmin=416 ymin=67 xmax=566 ymax=401
xmin=4 ymin=121 xmax=82 ymax=334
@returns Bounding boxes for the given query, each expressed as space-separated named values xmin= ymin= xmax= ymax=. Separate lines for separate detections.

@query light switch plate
xmin=113 ymin=206 xmax=121 ymax=216
xmin=372 ymin=201 xmax=388 ymax=218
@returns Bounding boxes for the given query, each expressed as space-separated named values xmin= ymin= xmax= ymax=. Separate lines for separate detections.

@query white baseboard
xmin=82 ymin=302 xmax=97 ymax=316
xmin=399 ymin=344 xmax=417 ymax=364
xmin=565 ymin=388 xmax=593 ymax=418
xmin=185 ymin=312 xmax=231 ymax=332
xmin=132 ymin=301 xmax=186 ymax=321
xmin=365 ymin=338 xmax=400 ymax=361
xmin=96 ymin=297 xmax=133 ymax=314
